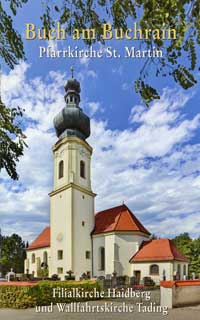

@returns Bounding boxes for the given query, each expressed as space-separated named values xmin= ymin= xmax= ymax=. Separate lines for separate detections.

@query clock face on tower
xmin=79 ymin=147 xmax=89 ymax=158
xmin=56 ymin=232 xmax=64 ymax=242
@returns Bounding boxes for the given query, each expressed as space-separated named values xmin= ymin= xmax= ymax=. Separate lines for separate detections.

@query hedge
xmin=0 ymin=280 xmax=101 ymax=309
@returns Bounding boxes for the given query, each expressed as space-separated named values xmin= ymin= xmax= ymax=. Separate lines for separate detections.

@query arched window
xmin=32 ymin=253 xmax=35 ymax=264
xmin=98 ymin=247 xmax=105 ymax=271
xmin=150 ymin=264 xmax=159 ymax=275
xmin=59 ymin=160 xmax=64 ymax=179
xmin=80 ymin=160 xmax=85 ymax=178
xmin=43 ymin=251 xmax=48 ymax=266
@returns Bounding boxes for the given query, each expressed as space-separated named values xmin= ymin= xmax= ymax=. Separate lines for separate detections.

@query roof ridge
xmin=127 ymin=207 xmax=150 ymax=234
xmin=168 ymin=239 xmax=189 ymax=262
xmin=96 ymin=204 xmax=125 ymax=216
xmin=168 ymin=239 xmax=176 ymax=259
xmin=114 ymin=207 xmax=124 ymax=230
xmin=129 ymin=240 xmax=151 ymax=262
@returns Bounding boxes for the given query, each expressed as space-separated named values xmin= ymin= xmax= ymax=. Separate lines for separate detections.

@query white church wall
xmin=50 ymin=137 xmax=95 ymax=281
xmin=72 ymin=188 xmax=95 ymax=280
xmin=53 ymin=143 xmax=69 ymax=191
xmin=92 ymin=235 xmax=105 ymax=277
xmin=131 ymin=261 xmax=173 ymax=284
xmin=26 ymin=247 xmax=50 ymax=277
xmin=75 ymin=142 xmax=92 ymax=190
xmin=131 ymin=261 xmax=191 ymax=283
xmin=50 ymin=188 xmax=73 ymax=280
xmin=105 ymin=234 xmax=115 ymax=276
xmin=93 ymin=232 xmax=149 ymax=278
xmin=53 ymin=138 xmax=92 ymax=192
xmin=93 ymin=234 xmax=115 ymax=277
xmin=114 ymin=233 xmax=148 ymax=276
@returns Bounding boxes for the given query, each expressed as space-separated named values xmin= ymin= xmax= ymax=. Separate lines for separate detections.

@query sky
xmin=0 ymin=2 xmax=200 ymax=242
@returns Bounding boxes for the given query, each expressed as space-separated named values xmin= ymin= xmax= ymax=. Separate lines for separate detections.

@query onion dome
xmin=53 ymin=67 xmax=90 ymax=141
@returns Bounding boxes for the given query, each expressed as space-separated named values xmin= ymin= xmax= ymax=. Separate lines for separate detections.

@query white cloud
xmin=47 ymin=39 xmax=58 ymax=52
xmin=112 ymin=66 xmax=123 ymax=75
xmin=87 ymin=102 xmax=101 ymax=116
xmin=0 ymin=63 xmax=200 ymax=242
xmin=80 ymin=55 xmax=90 ymax=66
xmin=89 ymin=89 xmax=200 ymax=238
xmin=87 ymin=70 xmax=97 ymax=78
xmin=122 ymin=82 xmax=131 ymax=91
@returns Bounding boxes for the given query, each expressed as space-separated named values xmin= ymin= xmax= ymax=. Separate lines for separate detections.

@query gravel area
xmin=0 ymin=300 xmax=199 ymax=320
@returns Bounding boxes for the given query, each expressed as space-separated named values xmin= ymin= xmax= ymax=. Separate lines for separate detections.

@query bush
xmin=0 ymin=280 xmax=101 ymax=309
xmin=37 ymin=267 xmax=49 ymax=278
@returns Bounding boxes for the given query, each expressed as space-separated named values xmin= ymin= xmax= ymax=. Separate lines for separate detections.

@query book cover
xmin=0 ymin=1 xmax=199 ymax=319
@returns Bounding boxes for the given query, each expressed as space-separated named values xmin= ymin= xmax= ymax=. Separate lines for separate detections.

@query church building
xmin=25 ymin=72 xmax=189 ymax=284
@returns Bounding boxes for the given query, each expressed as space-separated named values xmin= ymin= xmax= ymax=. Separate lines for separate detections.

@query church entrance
xmin=134 ymin=270 xmax=141 ymax=285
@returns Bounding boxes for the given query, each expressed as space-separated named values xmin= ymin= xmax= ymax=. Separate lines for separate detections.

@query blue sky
xmin=0 ymin=2 xmax=200 ymax=242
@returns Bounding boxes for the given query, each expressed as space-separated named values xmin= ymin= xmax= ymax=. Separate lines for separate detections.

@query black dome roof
xmin=64 ymin=78 xmax=80 ymax=94
xmin=53 ymin=76 xmax=90 ymax=141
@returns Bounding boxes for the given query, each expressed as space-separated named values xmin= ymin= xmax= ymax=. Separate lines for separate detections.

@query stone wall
xmin=160 ymin=280 xmax=200 ymax=308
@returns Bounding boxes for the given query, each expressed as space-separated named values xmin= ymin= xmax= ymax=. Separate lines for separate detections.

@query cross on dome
xmin=70 ymin=66 xmax=74 ymax=78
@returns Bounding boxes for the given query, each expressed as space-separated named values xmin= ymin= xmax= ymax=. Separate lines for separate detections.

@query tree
xmin=172 ymin=232 xmax=193 ymax=257
xmin=189 ymin=238 xmax=200 ymax=275
xmin=0 ymin=233 xmax=26 ymax=276
xmin=172 ymin=233 xmax=200 ymax=276
xmin=1 ymin=0 xmax=200 ymax=179
xmin=0 ymin=0 xmax=27 ymax=180
xmin=0 ymin=99 xmax=26 ymax=180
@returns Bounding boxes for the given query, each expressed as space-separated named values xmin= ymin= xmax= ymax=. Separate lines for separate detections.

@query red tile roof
xmin=27 ymin=227 xmax=50 ymax=250
xmin=26 ymin=205 xmax=150 ymax=250
xmin=92 ymin=204 xmax=150 ymax=235
xmin=130 ymin=239 xmax=189 ymax=262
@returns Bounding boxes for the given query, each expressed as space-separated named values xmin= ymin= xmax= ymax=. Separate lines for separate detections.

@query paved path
xmin=0 ymin=301 xmax=199 ymax=320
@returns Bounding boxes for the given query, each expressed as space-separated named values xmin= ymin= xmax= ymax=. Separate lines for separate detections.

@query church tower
xmin=49 ymin=69 xmax=95 ymax=280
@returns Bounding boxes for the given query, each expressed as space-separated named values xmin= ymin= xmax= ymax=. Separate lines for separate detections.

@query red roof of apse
xmin=130 ymin=239 xmax=189 ymax=262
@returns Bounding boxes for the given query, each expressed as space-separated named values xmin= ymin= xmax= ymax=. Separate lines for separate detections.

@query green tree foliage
xmin=0 ymin=1 xmax=27 ymax=68
xmin=0 ymin=0 xmax=28 ymax=180
xmin=0 ymin=233 xmax=26 ymax=276
xmin=0 ymin=99 xmax=26 ymax=180
xmin=189 ymin=238 xmax=200 ymax=275
xmin=172 ymin=233 xmax=200 ymax=276
xmin=1 ymin=0 xmax=200 ymax=179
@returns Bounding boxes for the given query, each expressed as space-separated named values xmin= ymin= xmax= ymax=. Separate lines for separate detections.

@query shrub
xmin=0 ymin=280 xmax=101 ymax=309
xmin=37 ymin=267 xmax=49 ymax=278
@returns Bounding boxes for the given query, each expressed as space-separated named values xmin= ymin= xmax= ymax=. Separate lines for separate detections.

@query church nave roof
xmin=92 ymin=204 xmax=150 ymax=235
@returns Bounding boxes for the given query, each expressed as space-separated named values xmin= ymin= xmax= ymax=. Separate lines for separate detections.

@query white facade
xmin=93 ymin=232 xmax=149 ymax=277
xmin=49 ymin=136 xmax=95 ymax=280
xmin=25 ymin=247 xmax=50 ymax=277
xmin=131 ymin=261 xmax=188 ymax=284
